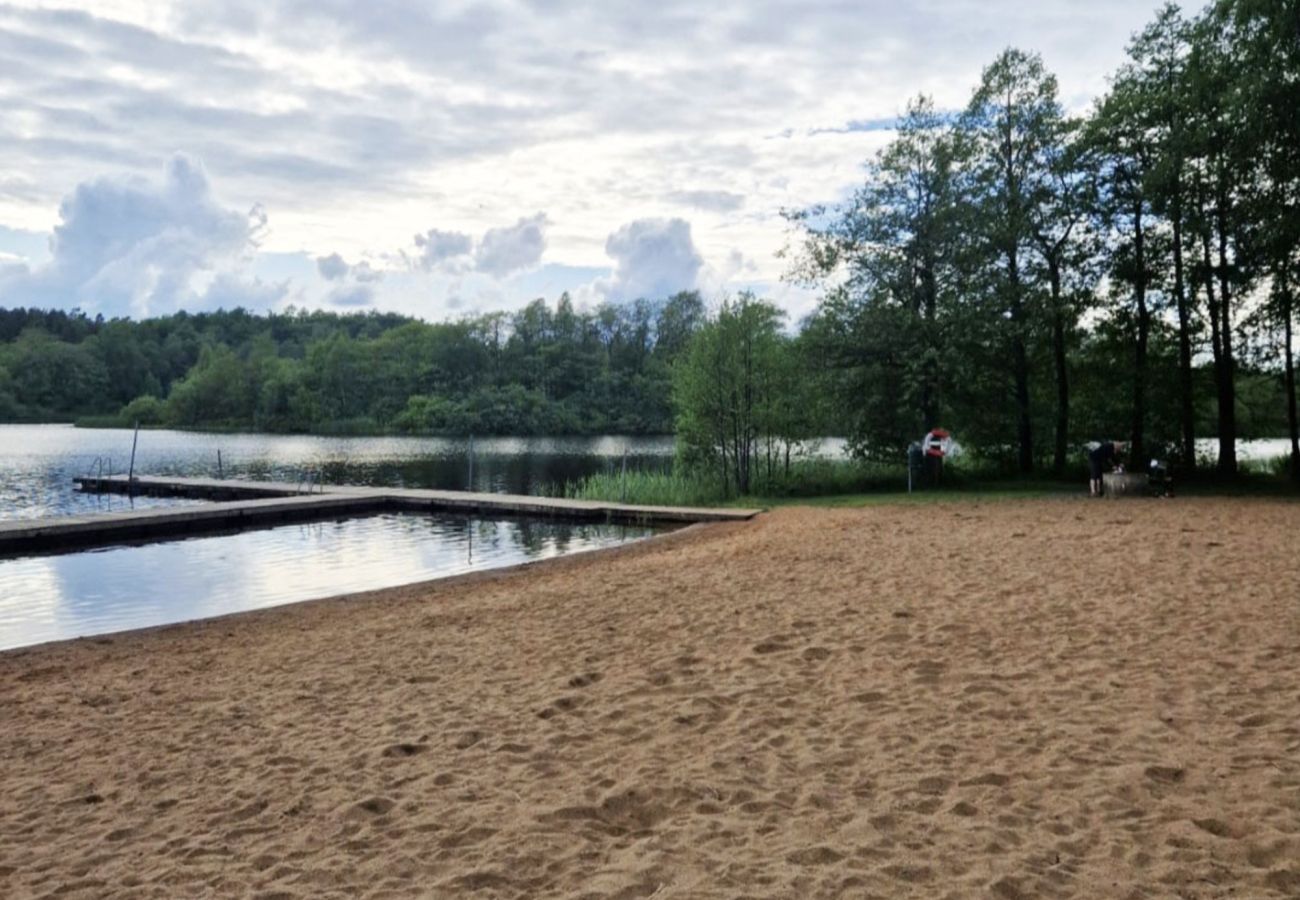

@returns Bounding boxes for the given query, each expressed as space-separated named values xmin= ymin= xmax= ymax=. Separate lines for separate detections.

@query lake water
xmin=0 ymin=424 xmax=675 ymax=521
xmin=0 ymin=512 xmax=659 ymax=651
xmin=0 ymin=425 xmax=1291 ymax=522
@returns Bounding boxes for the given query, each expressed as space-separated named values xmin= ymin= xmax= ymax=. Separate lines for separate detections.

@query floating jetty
xmin=0 ymin=476 xmax=760 ymax=557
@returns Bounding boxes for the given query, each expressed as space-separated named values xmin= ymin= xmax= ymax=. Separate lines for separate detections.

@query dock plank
xmin=1 ymin=476 xmax=760 ymax=556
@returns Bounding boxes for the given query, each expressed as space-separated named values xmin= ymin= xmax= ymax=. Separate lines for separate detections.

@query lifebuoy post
xmin=922 ymin=428 xmax=951 ymax=487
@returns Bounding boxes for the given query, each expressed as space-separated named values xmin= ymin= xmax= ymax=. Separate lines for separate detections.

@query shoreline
xmin=0 ymin=520 xmax=717 ymax=660
xmin=6 ymin=420 xmax=681 ymax=442
xmin=3 ymin=497 xmax=1299 ymax=898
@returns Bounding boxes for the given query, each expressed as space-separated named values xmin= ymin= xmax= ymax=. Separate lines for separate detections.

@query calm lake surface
xmin=0 ymin=425 xmax=1290 ymax=522
xmin=0 ymin=424 xmax=675 ymax=520
xmin=0 ymin=512 xmax=659 ymax=651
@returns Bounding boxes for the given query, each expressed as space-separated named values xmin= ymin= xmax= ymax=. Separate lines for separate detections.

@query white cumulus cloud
xmin=198 ymin=272 xmax=289 ymax=310
xmin=0 ymin=154 xmax=264 ymax=317
xmin=473 ymin=213 xmax=548 ymax=277
xmin=411 ymin=228 xmax=473 ymax=271
xmin=597 ymin=217 xmax=704 ymax=302
xmin=314 ymin=250 xmax=385 ymax=307
xmin=315 ymin=252 xmax=349 ymax=281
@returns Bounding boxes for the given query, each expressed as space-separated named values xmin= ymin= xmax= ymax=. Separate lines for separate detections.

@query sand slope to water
xmin=2 ymin=497 xmax=1299 ymax=898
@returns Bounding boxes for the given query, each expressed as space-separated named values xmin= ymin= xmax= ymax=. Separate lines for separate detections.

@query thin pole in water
xmin=217 ymin=449 xmax=223 ymax=479
xmin=127 ymin=420 xmax=140 ymax=497
xmin=620 ymin=449 xmax=628 ymax=504
xmin=467 ymin=436 xmax=474 ymax=492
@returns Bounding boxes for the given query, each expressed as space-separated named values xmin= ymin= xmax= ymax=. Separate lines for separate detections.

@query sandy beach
xmin=2 ymin=497 xmax=1299 ymax=898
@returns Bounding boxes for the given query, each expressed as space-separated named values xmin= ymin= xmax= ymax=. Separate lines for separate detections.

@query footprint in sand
xmin=1143 ymin=765 xmax=1185 ymax=784
xmin=851 ymin=691 xmax=887 ymax=704
xmin=1265 ymin=870 xmax=1300 ymax=893
xmin=960 ymin=772 xmax=1011 ymax=787
xmin=917 ymin=776 xmax=953 ymax=795
xmin=882 ymin=864 xmax=934 ymax=883
xmin=352 ymin=797 xmax=395 ymax=815
xmin=454 ymin=730 xmax=484 ymax=749
xmin=438 ymin=826 xmax=496 ymax=849
xmin=991 ymin=877 xmax=1029 ymax=899
xmin=786 ymin=846 xmax=844 ymax=866
xmin=450 ymin=872 xmax=512 ymax=891
xmin=1192 ymin=817 xmax=1232 ymax=838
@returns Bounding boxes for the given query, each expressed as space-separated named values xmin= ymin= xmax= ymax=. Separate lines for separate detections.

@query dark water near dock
xmin=0 ymin=511 xmax=659 ymax=651
xmin=0 ymin=425 xmax=675 ymax=521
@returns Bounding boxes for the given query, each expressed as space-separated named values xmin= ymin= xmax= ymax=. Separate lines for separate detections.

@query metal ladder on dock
xmin=86 ymin=457 xmax=113 ymax=492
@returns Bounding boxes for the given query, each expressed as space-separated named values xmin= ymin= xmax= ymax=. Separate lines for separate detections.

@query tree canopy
xmin=785 ymin=0 xmax=1298 ymax=477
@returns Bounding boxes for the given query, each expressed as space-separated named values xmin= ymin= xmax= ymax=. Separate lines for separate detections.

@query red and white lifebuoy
xmin=923 ymin=428 xmax=953 ymax=458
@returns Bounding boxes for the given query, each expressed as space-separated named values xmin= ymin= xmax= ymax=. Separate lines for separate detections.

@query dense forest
xmin=0 ymin=294 xmax=706 ymax=436
xmin=1 ymin=0 xmax=1297 ymax=489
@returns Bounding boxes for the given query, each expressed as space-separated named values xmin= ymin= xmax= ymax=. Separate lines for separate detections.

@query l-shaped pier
xmin=0 ymin=475 xmax=760 ymax=557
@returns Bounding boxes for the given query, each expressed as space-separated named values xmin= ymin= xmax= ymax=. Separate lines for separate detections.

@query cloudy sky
xmin=0 ymin=0 xmax=1177 ymax=322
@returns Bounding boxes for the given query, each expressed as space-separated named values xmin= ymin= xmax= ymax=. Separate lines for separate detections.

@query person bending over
xmin=1088 ymin=441 xmax=1126 ymax=497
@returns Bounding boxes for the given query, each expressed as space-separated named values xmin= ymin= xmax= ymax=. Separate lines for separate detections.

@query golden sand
xmin=2 ymin=498 xmax=1299 ymax=898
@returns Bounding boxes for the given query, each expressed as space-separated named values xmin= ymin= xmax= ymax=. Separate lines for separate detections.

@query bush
xmin=394 ymin=394 xmax=458 ymax=433
xmin=120 ymin=394 xmax=167 ymax=426
xmin=566 ymin=470 xmax=726 ymax=506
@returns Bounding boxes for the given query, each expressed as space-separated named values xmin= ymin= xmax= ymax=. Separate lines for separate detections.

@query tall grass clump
xmin=1238 ymin=454 xmax=1292 ymax=478
xmin=567 ymin=469 xmax=727 ymax=507
xmin=568 ymin=458 xmax=919 ymax=505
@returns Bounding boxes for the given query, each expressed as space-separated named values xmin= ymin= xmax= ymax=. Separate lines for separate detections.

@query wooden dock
xmin=0 ymin=476 xmax=760 ymax=556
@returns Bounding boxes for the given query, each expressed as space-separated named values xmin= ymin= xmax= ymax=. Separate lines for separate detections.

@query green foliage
xmin=0 ymin=366 xmax=19 ymax=419
xmin=567 ymin=459 xmax=909 ymax=506
xmin=0 ymin=293 xmax=708 ymax=437
xmin=165 ymin=344 xmax=253 ymax=427
xmin=0 ymin=328 xmax=109 ymax=418
xmin=672 ymin=293 xmax=824 ymax=496
xmin=786 ymin=0 xmax=1299 ymax=482
xmin=567 ymin=470 xmax=727 ymax=507
xmin=120 ymin=394 xmax=167 ymax=426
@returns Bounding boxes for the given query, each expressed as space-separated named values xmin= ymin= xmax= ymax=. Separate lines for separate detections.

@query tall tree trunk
xmin=713 ymin=344 xmax=730 ymax=498
xmin=1215 ymin=197 xmax=1237 ymax=476
xmin=1197 ymin=182 xmax=1228 ymax=476
xmin=1281 ymin=263 xmax=1299 ymax=479
xmin=1008 ymin=247 xmax=1033 ymax=474
xmin=1131 ymin=200 xmax=1149 ymax=469
xmin=1172 ymin=192 xmax=1196 ymax=467
xmin=1049 ymin=257 xmax=1069 ymax=476
xmin=920 ymin=247 xmax=940 ymax=430
xmin=1203 ymin=233 xmax=1224 ymax=464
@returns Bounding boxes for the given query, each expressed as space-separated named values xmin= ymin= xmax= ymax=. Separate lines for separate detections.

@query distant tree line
xmin=0 ymin=293 xmax=706 ymax=435
xmin=775 ymin=0 xmax=1298 ymax=478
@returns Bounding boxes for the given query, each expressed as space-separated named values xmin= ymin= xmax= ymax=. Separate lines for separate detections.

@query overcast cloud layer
xmin=0 ymin=0 xmax=1177 ymax=320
